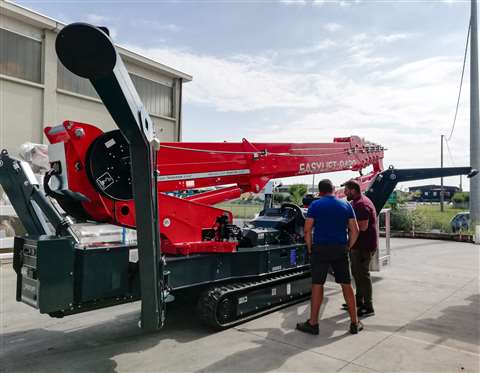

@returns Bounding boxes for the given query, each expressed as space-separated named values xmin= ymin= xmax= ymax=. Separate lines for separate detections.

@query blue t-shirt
xmin=306 ymin=195 xmax=356 ymax=246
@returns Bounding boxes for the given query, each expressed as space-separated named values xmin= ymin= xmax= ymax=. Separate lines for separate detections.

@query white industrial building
xmin=0 ymin=0 xmax=192 ymax=250
xmin=0 ymin=0 xmax=192 ymax=154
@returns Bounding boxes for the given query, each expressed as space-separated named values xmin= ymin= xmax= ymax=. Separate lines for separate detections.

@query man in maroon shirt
xmin=343 ymin=180 xmax=378 ymax=317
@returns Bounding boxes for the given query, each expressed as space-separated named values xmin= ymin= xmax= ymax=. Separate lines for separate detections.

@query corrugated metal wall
xmin=0 ymin=13 xmax=182 ymax=156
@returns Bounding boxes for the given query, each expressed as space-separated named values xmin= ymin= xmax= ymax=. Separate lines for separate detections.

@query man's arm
xmin=304 ymin=218 xmax=314 ymax=254
xmin=357 ymin=219 xmax=369 ymax=232
xmin=348 ymin=218 xmax=359 ymax=249
xmin=355 ymin=202 xmax=369 ymax=232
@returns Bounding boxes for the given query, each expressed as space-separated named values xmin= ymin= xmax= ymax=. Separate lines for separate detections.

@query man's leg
xmin=358 ymin=250 xmax=374 ymax=314
xmin=331 ymin=250 xmax=364 ymax=334
xmin=349 ymin=250 xmax=364 ymax=308
xmin=297 ymin=252 xmax=328 ymax=334
xmin=341 ymin=283 xmax=358 ymax=324
xmin=342 ymin=283 xmax=364 ymax=334
xmin=331 ymin=252 xmax=361 ymax=327
xmin=309 ymin=284 xmax=324 ymax=325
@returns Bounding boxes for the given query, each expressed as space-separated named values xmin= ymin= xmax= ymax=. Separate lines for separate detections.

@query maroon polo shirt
xmin=351 ymin=195 xmax=378 ymax=251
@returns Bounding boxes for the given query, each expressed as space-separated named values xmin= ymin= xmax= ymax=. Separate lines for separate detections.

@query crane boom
xmin=45 ymin=121 xmax=384 ymax=254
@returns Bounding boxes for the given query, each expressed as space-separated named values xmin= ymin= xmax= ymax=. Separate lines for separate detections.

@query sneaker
xmin=349 ymin=321 xmax=364 ymax=334
xmin=296 ymin=320 xmax=319 ymax=335
xmin=357 ymin=306 xmax=375 ymax=318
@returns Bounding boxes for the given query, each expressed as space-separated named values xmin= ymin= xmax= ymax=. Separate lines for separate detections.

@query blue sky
xmin=16 ymin=0 xmax=474 ymax=190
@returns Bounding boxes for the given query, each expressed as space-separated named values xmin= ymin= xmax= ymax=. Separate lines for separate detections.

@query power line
xmin=447 ymin=19 xmax=471 ymax=142
xmin=444 ymin=138 xmax=456 ymax=166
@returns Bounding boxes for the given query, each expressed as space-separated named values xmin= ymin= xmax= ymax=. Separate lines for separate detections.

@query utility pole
xmin=441 ymin=134 xmax=445 ymax=212
xmin=471 ymin=0 xmax=480 ymax=233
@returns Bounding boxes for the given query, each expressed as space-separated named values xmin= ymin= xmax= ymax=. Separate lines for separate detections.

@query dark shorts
xmin=310 ymin=244 xmax=351 ymax=285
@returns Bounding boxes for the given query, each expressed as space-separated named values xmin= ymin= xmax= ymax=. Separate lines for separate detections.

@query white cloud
xmin=323 ymin=22 xmax=342 ymax=32
xmin=127 ymin=45 xmax=332 ymax=111
xmin=109 ymin=27 xmax=118 ymax=40
xmin=377 ymin=33 xmax=411 ymax=43
xmin=162 ymin=24 xmax=181 ymax=32
xmin=130 ymin=19 xmax=181 ymax=32
xmin=85 ymin=14 xmax=110 ymax=24
xmin=280 ymin=0 xmax=307 ymax=4
xmin=281 ymin=0 xmax=361 ymax=6
xmin=347 ymin=49 xmax=393 ymax=68
xmin=340 ymin=32 xmax=414 ymax=68
xmin=313 ymin=0 xmax=361 ymax=7
xmin=290 ymin=39 xmax=337 ymax=54
xmin=379 ymin=57 xmax=459 ymax=85
xmin=124 ymin=29 xmax=469 ymax=186
xmin=125 ymin=32 xmax=460 ymax=119
xmin=84 ymin=14 xmax=117 ymax=38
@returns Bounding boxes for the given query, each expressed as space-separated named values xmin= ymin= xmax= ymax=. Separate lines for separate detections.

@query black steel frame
xmin=56 ymin=23 xmax=164 ymax=330
xmin=365 ymin=166 xmax=477 ymax=214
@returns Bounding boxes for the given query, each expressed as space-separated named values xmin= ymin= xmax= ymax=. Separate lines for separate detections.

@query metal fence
xmin=371 ymin=208 xmax=391 ymax=272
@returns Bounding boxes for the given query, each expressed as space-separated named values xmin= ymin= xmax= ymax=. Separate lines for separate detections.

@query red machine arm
xmin=45 ymin=121 xmax=384 ymax=255
xmin=156 ymin=137 xmax=384 ymax=193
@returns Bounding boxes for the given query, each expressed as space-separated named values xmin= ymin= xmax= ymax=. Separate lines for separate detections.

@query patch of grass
xmin=414 ymin=204 xmax=467 ymax=232
xmin=384 ymin=203 xmax=470 ymax=233
xmin=215 ymin=203 xmax=263 ymax=219
xmin=217 ymin=201 xmax=470 ymax=233
xmin=388 ymin=204 xmax=467 ymax=233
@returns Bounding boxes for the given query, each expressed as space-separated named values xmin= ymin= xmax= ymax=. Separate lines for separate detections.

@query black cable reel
xmin=86 ymin=130 xmax=133 ymax=201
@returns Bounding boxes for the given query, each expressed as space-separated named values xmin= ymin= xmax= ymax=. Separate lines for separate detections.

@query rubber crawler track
xmin=197 ymin=270 xmax=311 ymax=330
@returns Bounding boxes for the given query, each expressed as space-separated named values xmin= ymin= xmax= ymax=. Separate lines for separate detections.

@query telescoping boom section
xmin=45 ymin=121 xmax=384 ymax=255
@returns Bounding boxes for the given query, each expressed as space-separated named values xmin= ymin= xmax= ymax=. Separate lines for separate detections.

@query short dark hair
xmin=318 ymin=179 xmax=334 ymax=194
xmin=344 ymin=180 xmax=361 ymax=194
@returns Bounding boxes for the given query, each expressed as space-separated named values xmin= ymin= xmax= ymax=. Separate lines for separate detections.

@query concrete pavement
xmin=1 ymin=238 xmax=479 ymax=372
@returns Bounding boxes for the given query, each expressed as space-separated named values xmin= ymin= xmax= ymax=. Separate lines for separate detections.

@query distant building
xmin=0 ymin=1 xmax=192 ymax=154
xmin=408 ymin=185 xmax=460 ymax=202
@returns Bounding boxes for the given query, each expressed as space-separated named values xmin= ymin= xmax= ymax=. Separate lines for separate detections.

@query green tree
xmin=390 ymin=209 xmax=411 ymax=231
xmin=409 ymin=190 xmax=422 ymax=201
xmin=452 ymin=192 xmax=469 ymax=203
xmin=288 ymin=184 xmax=308 ymax=205
xmin=273 ymin=193 xmax=285 ymax=204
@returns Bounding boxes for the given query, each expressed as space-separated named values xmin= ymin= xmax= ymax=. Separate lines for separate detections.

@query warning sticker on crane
xmin=129 ymin=249 xmax=139 ymax=263
xmin=238 ymin=296 xmax=248 ymax=304
xmin=157 ymin=169 xmax=250 ymax=182
xmin=299 ymin=160 xmax=356 ymax=174
xmin=104 ymin=138 xmax=116 ymax=148
xmin=96 ymin=172 xmax=114 ymax=190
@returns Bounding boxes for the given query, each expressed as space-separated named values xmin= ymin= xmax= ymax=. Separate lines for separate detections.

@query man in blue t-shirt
xmin=296 ymin=179 xmax=363 ymax=335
